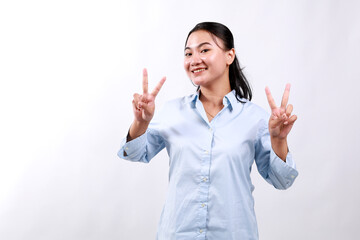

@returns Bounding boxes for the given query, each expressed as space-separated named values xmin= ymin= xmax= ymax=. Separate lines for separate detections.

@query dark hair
xmin=185 ymin=22 xmax=252 ymax=102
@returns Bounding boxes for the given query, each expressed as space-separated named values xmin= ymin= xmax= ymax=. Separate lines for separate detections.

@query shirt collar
xmin=185 ymin=89 xmax=246 ymax=111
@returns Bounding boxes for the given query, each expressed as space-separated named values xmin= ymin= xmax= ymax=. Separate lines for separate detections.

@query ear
xmin=226 ymin=48 xmax=235 ymax=66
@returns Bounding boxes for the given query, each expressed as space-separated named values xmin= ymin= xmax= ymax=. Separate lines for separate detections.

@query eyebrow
xmin=184 ymin=42 xmax=212 ymax=51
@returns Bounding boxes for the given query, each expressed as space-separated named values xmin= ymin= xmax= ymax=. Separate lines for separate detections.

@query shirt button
xmin=202 ymin=177 xmax=207 ymax=182
xmin=201 ymin=203 xmax=206 ymax=207
xmin=204 ymin=150 xmax=209 ymax=154
xmin=125 ymin=147 xmax=129 ymax=150
xmin=199 ymin=229 xmax=203 ymax=233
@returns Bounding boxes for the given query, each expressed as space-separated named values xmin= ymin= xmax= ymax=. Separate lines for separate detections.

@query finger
xmin=287 ymin=114 xmax=297 ymax=124
xmin=151 ymin=76 xmax=166 ymax=97
xmin=271 ymin=108 xmax=282 ymax=118
xmin=265 ymin=86 xmax=277 ymax=110
xmin=284 ymin=114 xmax=297 ymax=125
xmin=269 ymin=113 xmax=284 ymax=127
xmin=133 ymin=93 xmax=140 ymax=104
xmin=143 ymin=68 xmax=148 ymax=94
xmin=138 ymin=101 xmax=145 ymax=109
xmin=132 ymin=100 xmax=140 ymax=111
xmin=285 ymin=104 xmax=293 ymax=117
xmin=271 ymin=109 xmax=290 ymax=126
xmin=138 ymin=95 xmax=153 ymax=108
xmin=132 ymin=95 xmax=141 ymax=111
xmin=133 ymin=93 xmax=141 ymax=109
xmin=142 ymin=101 xmax=153 ymax=115
xmin=280 ymin=83 xmax=291 ymax=110
xmin=140 ymin=93 xmax=148 ymax=104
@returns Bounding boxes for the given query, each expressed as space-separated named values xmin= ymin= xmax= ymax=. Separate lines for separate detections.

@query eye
xmin=184 ymin=52 xmax=192 ymax=57
xmin=201 ymin=49 xmax=209 ymax=53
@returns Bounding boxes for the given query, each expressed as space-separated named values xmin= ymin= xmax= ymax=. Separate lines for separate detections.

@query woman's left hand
xmin=265 ymin=84 xmax=297 ymax=140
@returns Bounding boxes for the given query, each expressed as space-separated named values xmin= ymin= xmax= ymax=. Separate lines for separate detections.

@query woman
xmin=118 ymin=22 xmax=298 ymax=240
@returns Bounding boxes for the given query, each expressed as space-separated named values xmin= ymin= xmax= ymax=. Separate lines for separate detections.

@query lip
xmin=191 ymin=68 xmax=207 ymax=74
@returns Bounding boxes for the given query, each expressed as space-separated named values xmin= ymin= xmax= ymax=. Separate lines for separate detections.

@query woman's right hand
xmin=132 ymin=68 xmax=166 ymax=123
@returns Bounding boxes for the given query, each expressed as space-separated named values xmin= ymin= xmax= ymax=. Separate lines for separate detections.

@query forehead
xmin=185 ymin=30 xmax=224 ymax=49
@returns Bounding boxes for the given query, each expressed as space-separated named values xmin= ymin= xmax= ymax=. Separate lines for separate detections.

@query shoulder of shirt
xmin=153 ymin=94 xmax=193 ymax=118
xmin=160 ymin=93 xmax=196 ymax=108
xmin=240 ymin=99 xmax=270 ymax=119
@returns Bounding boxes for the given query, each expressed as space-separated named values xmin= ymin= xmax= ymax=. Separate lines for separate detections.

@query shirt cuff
xmin=269 ymin=148 xmax=299 ymax=188
xmin=117 ymin=131 xmax=147 ymax=159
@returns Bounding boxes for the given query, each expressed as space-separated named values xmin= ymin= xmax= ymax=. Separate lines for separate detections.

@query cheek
xmin=184 ymin=59 xmax=190 ymax=71
xmin=200 ymin=55 xmax=207 ymax=61
xmin=207 ymin=53 xmax=220 ymax=62
xmin=209 ymin=54 xmax=226 ymax=68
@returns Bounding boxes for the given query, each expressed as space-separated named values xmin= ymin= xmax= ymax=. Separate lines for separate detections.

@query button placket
xmin=196 ymin=124 xmax=214 ymax=237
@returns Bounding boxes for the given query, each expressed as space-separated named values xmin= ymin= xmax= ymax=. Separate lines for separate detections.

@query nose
xmin=190 ymin=52 xmax=202 ymax=66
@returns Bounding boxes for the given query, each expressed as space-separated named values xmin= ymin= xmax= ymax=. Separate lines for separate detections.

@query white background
xmin=1 ymin=0 xmax=359 ymax=239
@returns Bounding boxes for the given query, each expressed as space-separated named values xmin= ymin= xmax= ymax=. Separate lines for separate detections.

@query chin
xmin=191 ymin=79 xmax=205 ymax=86
xmin=190 ymin=75 xmax=206 ymax=85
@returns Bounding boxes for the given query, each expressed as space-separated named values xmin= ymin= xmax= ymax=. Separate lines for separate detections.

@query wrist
xmin=133 ymin=118 xmax=150 ymax=127
xmin=271 ymin=137 xmax=288 ymax=161
xmin=128 ymin=120 xmax=150 ymax=141
xmin=271 ymin=136 xmax=287 ymax=146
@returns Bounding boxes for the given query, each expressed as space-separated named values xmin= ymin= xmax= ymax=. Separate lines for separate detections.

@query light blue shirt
xmin=118 ymin=90 xmax=298 ymax=240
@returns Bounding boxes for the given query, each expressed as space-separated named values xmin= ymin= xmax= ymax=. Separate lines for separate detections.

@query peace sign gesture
xmin=265 ymin=84 xmax=297 ymax=140
xmin=132 ymin=68 xmax=166 ymax=123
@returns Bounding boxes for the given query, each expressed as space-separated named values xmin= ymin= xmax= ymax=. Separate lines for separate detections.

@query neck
xmin=198 ymin=67 xmax=231 ymax=106
xmin=199 ymin=84 xmax=231 ymax=107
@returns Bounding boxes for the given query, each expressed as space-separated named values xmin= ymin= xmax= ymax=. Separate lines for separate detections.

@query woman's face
xmin=184 ymin=30 xmax=234 ymax=88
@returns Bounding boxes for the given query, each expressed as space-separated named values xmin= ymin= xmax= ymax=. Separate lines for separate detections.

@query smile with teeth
xmin=193 ymin=68 xmax=206 ymax=73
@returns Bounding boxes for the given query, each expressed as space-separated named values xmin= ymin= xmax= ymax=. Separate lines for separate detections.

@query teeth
xmin=193 ymin=69 xmax=205 ymax=73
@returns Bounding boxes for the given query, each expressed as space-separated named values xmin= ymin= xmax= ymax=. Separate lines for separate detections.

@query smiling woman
xmin=117 ymin=22 xmax=298 ymax=240
xmin=184 ymin=30 xmax=234 ymax=93
xmin=184 ymin=23 xmax=252 ymax=103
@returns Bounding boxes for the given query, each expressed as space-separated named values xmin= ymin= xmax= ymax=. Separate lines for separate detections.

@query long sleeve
xmin=254 ymin=119 xmax=298 ymax=190
xmin=117 ymin=117 xmax=165 ymax=163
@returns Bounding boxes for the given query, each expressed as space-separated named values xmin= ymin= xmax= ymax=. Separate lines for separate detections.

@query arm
xmin=265 ymin=84 xmax=297 ymax=161
xmin=255 ymin=121 xmax=298 ymax=190
xmin=117 ymin=124 xmax=165 ymax=163
xmin=117 ymin=68 xmax=166 ymax=163
xmin=128 ymin=68 xmax=166 ymax=141
xmin=254 ymin=84 xmax=299 ymax=189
